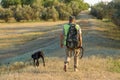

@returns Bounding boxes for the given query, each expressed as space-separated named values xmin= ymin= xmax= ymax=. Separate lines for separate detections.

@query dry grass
xmin=81 ymin=19 xmax=120 ymax=41
xmin=0 ymin=13 xmax=120 ymax=80
xmin=0 ymin=31 xmax=44 ymax=49
xmin=0 ymin=57 xmax=120 ymax=80
xmin=0 ymin=21 xmax=64 ymax=49
xmin=93 ymin=19 xmax=120 ymax=40
xmin=0 ymin=20 xmax=82 ymax=50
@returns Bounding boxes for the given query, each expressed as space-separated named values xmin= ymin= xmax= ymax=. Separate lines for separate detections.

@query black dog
xmin=31 ymin=51 xmax=45 ymax=67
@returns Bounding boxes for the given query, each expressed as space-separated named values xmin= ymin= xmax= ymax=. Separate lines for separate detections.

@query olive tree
xmin=0 ymin=8 xmax=13 ymax=22
xmin=1 ymin=0 xmax=21 ymax=8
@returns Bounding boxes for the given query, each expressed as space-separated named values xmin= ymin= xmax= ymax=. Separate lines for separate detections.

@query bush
xmin=14 ymin=6 xmax=24 ymax=22
xmin=111 ymin=2 xmax=120 ymax=27
xmin=56 ymin=3 xmax=72 ymax=20
xmin=14 ymin=5 xmax=41 ymax=22
xmin=0 ymin=8 xmax=13 ymax=22
xmin=41 ymin=6 xmax=59 ymax=21
xmin=68 ymin=1 xmax=81 ymax=16
xmin=90 ymin=7 xmax=102 ymax=19
xmin=90 ymin=2 xmax=105 ymax=20
xmin=41 ymin=7 xmax=48 ymax=20
xmin=1 ymin=0 xmax=21 ymax=8
xmin=91 ymin=1 xmax=120 ymax=27
xmin=51 ymin=6 xmax=59 ymax=21
xmin=0 ymin=0 xmax=89 ymax=22
xmin=112 ymin=11 xmax=120 ymax=27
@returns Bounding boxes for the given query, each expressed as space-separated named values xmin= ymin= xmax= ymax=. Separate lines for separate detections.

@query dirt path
xmin=0 ymin=12 xmax=120 ymax=64
xmin=78 ymin=12 xmax=120 ymax=57
xmin=49 ymin=11 xmax=120 ymax=57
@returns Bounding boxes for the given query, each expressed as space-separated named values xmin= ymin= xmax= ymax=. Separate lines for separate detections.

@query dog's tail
xmin=79 ymin=47 xmax=84 ymax=59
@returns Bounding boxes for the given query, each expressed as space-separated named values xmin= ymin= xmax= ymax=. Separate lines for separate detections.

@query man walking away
xmin=60 ymin=16 xmax=82 ymax=72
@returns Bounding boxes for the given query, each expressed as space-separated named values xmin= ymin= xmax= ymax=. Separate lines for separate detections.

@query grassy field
xmin=0 ymin=31 xmax=44 ymax=49
xmin=0 ymin=12 xmax=120 ymax=80
xmin=98 ymin=19 xmax=120 ymax=40
xmin=0 ymin=21 xmax=67 ymax=50
xmin=0 ymin=57 xmax=120 ymax=80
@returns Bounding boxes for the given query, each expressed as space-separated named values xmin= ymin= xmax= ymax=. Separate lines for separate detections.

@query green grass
xmin=102 ymin=19 xmax=112 ymax=23
xmin=108 ymin=58 xmax=120 ymax=73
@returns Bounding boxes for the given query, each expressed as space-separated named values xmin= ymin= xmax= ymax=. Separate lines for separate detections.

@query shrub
xmin=14 ymin=5 xmax=41 ymax=22
xmin=14 ymin=6 xmax=24 ymax=22
xmin=41 ymin=7 xmax=48 ymax=20
xmin=56 ymin=3 xmax=72 ymax=20
xmin=1 ymin=0 xmax=21 ymax=8
xmin=41 ymin=6 xmax=59 ymax=21
xmin=111 ymin=2 xmax=120 ymax=27
xmin=51 ymin=6 xmax=59 ymax=21
xmin=0 ymin=0 xmax=89 ymax=22
xmin=0 ymin=8 xmax=13 ymax=22
xmin=112 ymin=11 xmax=120 ymax=27
xmin=90 ymin=2 xmax=105 ymax=20
xmin=68 ymin=1 xmax=81 ymax=16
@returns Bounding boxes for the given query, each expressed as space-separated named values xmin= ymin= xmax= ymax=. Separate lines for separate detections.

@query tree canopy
xmin=0 ymin=0 xmax=89 ymax=22
xmin=90 ymin=0 xmax=120 ymax=27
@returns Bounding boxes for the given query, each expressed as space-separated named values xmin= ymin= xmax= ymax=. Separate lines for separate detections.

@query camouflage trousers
xmin=64 ymin=47 xmax=80 ymax=69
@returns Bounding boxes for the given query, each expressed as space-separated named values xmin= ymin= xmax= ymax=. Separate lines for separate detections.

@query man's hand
xmin=60 ymin=33 xmax=64 ymax=48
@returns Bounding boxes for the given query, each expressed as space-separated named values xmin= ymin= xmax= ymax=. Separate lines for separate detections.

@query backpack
xmin=66 ymin=24 xmax=80 ymax=49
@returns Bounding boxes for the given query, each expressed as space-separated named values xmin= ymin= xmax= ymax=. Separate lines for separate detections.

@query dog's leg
xmin=36 ymin=59 xmax=39 ymax=67
xmin=41 ymin=56 xmax=45 ymax=67
xmin=33 ymin=59 xmax=36 ymax=66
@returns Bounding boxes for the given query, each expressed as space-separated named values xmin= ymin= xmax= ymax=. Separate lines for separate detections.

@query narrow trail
xmin=0 ymin=12 xmax=120 ymax=64
xmin=78 ymin=12 xmax=120 ymax=57
xmin=49 ymin=11 xmax=120 ymax=57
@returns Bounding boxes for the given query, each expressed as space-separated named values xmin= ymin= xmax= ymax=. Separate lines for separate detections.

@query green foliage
xmin=0 ymin=7 xmax=13 ymax=22
xmin=51 ymin=6 xmax=59 ymax=21
xmin=41 ymin=6 xmax=59 ymax=21
xmin=14 ymin=5 xmax=41 ymax=22
xmin=1 ymin=0 xmax=21 ymax=8
xmin=90 ymin=1 xmax=120 ymax=27
xmin=61 ymin=0 xmax=73 ymax=3
xmin=0 ymin=0 xmax=89 ymax=22
xmin=56 ymin=3 xmax=72 ymax=20
xmin=43 ymin=0 xmax=54 ymax=7
xmin=112 ymin=10 xmax=120 ymax=26
xmin=111 ymin=2 xmax=120 ymax=27
xmin=90 ymin=2 xmax=106 ymax=20
xmin=21 ymin=0 xmax=34 ymax=6
xmin=14 ymin=6 xmax=24 ymax=22
xmin=68 ymin=1 xmax=81 ymax=16
xmin=30 ymin=0 xmax=43 ymax=7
